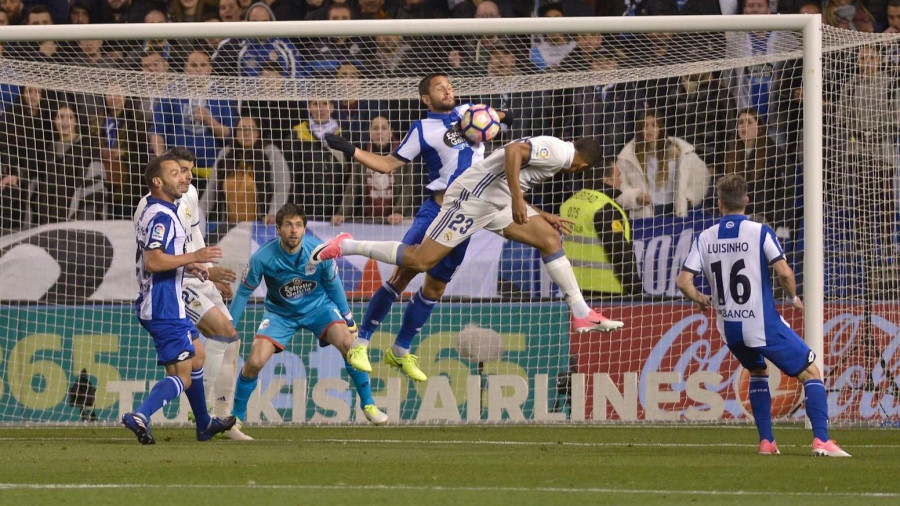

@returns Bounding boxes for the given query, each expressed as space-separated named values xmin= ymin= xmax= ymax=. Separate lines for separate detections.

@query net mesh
xmin=0 ymin=21 xmax=896 ymax=425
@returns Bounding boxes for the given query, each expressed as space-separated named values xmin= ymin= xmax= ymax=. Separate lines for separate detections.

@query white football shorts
xmin=425 ymin=184 xmax=539 ymax=248
xmin=182 ymin=277 xmax=232 ymax=324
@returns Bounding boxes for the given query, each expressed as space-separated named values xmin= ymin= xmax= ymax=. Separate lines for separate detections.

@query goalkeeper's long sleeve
xmin=321 ymin=260 xmax=351 ymax=316
xmin=228 ymin=283 xmax=253 ymax=329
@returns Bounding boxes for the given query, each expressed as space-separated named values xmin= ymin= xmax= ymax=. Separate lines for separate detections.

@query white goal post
xmin=5 ymin=14 xmax=893 ymax=426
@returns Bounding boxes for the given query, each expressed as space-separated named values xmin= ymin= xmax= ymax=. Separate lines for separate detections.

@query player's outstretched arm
xmin=324 ymin=133 xmax=405 ymax=174
xmin=677 ymin=270 xmax=710 ymax=311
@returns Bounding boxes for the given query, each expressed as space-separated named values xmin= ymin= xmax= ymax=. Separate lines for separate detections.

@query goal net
xmin=0 ymin=16 xmax=894 ymax=426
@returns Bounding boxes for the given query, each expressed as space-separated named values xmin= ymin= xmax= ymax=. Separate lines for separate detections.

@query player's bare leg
xmin=502 ymin=216 xmax=624 ymax=332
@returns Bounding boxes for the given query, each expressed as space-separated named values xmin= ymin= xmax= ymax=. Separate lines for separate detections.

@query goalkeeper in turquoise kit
xmin=228 ymin=203 xmax=387 ymax=433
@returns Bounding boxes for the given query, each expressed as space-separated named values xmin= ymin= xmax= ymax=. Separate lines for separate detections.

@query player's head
xmin=164 ymin=147 xmax=196 ymax=191
xmin=145 ymin=154 xmax=185 ymax=201
xmin=275 ymin=203 xmax=307 ymax=251
xmin=418 ymin=73 xmax=455 ymax=113
xmin=566 ymin=137 xmax=604 ymax=173
xmin=717 ymin=174 xmax=750 ymax=214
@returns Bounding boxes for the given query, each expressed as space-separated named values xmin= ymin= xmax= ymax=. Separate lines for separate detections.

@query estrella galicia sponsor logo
xmin=443 ymin=126 xmax=468 ymax=149
xmin=280 ymin=277 xmax=317 ymax=299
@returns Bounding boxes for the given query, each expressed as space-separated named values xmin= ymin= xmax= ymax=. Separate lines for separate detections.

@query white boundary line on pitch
xmin=0 ymin=483 xmax=898 ymax=498
xmin=0 ymin=436 xmax=897 ymax=449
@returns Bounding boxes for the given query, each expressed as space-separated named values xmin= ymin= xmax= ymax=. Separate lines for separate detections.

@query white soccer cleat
xmin=812 ymin=438 xmax=851 ymax=457
xmin=573 ymin=309 xmax=624 ymax=333
xmin=224 ymin=419 xmax=254 ymax=441
xmin=363 ymin=404 xmax=388 ymax=425
xmin=309 ymin=232 xmax=352 ymax=265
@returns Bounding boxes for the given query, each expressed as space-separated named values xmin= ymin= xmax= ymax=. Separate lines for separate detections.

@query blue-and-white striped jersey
xmin=134 ymin=197 xmax=189 ymax=321
xmin=681 ymin=214 xmax=788 ymax=347
xmin=392 ymin=104 xmax=484 ymax=191
xmin=228 ymin=236 xmax=350 ymax=327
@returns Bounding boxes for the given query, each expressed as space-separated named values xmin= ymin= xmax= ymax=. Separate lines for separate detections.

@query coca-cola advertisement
xmin=573 ymin=303 xmax=900 ymax=423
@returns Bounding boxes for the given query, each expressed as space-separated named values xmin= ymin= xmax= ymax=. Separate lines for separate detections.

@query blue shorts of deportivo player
xmin=725 ymin=322 xmax=815 ymax=377
xmin=253 ymin=304 xmax=343 ymax=352
xmin=403 ymin=196 xmax=469 ymax=283
xmin=138 ymin=317 xmax=198 ymax=366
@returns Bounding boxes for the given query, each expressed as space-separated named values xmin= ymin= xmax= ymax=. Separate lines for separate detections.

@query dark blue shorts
xmin=138 ymin=317 xmax=198 ymax=366
xmin=402 ymin=196 xmax=470 ymax=283
xmin=727 ymin=324 xmax=815 ymax=377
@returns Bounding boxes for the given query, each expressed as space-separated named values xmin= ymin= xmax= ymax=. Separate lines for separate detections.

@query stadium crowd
xmin=0 ymin=0 xmax=894 ymax=243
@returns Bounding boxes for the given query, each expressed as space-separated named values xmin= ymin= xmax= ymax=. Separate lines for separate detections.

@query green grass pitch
xmin=1 ymin=425 xmax=898 ymax=506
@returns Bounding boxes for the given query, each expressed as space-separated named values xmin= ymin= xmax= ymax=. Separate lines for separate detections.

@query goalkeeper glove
xmin=498 ymin=109 xmax=515 ymax=127
xmin=342 ymin=311 xmax=358 ymax=334
xmin=325 ymin=133 xmax=357 ymax=159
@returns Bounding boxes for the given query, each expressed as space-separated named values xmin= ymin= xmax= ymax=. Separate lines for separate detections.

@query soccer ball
xmin=459 ymin=104 xmax=501 ymax=144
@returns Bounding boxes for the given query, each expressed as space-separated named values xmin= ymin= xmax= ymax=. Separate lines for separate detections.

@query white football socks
xmin=543 ymin=255 xmax=591 ymax=318
xmin=343 ymin=239 xmax=403 ymax=265
xmin=203 ymin=338 xmax=229 ymax=402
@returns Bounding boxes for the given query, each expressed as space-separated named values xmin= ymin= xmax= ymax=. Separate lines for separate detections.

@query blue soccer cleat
xmin=122 ymin=412 xmax=155 ymax=445
xmin=197 ymin=415 xmax=237 ymax=441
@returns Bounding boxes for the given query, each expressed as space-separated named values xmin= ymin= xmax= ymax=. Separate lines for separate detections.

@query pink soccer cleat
xmin=309 ymin=232 xmax=352 ymax=265
xmin=758 ymin=439 xmax=780 ymax=455
xmin=812 ymin=438 xmax=851 ymax=457
xmin=573 ymin=309 xmax=624 ymax=333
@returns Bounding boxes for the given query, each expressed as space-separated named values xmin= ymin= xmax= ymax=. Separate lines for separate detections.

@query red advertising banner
xmin=572 ymin=302 xmax=900 ymax=423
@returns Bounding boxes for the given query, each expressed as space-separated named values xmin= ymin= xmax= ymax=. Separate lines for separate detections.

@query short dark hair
xmin=275 ymin=203 xmax=307 ymax=227
xmin=418 ymin=73 xmax=449 ymax=98
xmin=717 ymin=174 xmax=748 ymax=213
xmin=537 ymin=2 xmax=564 ymax=17
xmin=574 ymin=137 xmax=604 ymax=169
xmin=144 ymin=154 xmax=180 ymax=189
xmin=163 ymin=146 xmax=196 ymax=164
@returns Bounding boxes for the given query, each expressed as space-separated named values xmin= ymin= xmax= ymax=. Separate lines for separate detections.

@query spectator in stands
xmin=724 ymin=108 xmax=797 ymax=232
xmin=388 ymin=0 xmax=448 ymax=19
xmin=168 ymin=0 xmax=214 ymax=22
xmin=557 ymin=31 xmax=605 ymax=72
xmin=67 ymin=0 xmax=92 ymax=24
xmin=218 ymin=0 xmax=242 ymax=21
xmin=357 ymin=0 xmax=388 ymax=19
xmin=333 ymin=62 xmax=386 ymax=144
xmin=661 ymin=70 xmax=735 ymax=170
xmin=237 ymin=60 xmax=302 ymax=146
xmin=150 ymin=49 xmax=235 ymax=179
xmin=101 ymin=87 xmax=153 ymax=218
xmin=0 ymin=0 xmax=24 ymax=25
xmin=299 ymin=3 xmax=367 ymax=77
xmin=451 ymin=0 xmax=515 ymax=17
xmin=267 ymin=0 xmax=305 ymax=20
xmin=825 ymin=0 xmax=875 ymax=31
xmin=303 ymin=0 xmax=340 ymax=20
xmin=137 ymin=49 xmax=170 ymax=117
xmin=211 ymin=2 xmax=299 ymax=77
xmin=289 ymin=98 xmax=346 ymax=221
xmin=616 ymin=109 xmax=710 ymax=218
xmin=562 ymin=47 xmax=639 ymax=158
xmin=201 ymin=115 xmax=290 ymax=224
xmin=447 ymin=1 xmax=526 ymax=77
xmin=43 ymin=103 xmax=103 ymax=222
xmin=99 ymin=0 xmax=135 ymax=23
xmin=529 ymin=3 xmax=575 ymax=72
xmin=0 ymin=85 xmax=53 ymax=228
xmin=7 ymin=5 xmax=63 ymax=63
xmin=333 ymin=115 xmax=413 ymax=226
xmin=138 ymin=8 xmax=184 ymax=66
xmin=885 ymin=0 xmax=900 ymax=33
xmin=609 ymin=0 xmax=676 ymax=16
xmin=723 ymin=0 xmax=798 ymax=150
xmin=0 ymin=9 xmax=8 ymax=24
xmin=359 ymin=34 xmax=414 ymax=78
